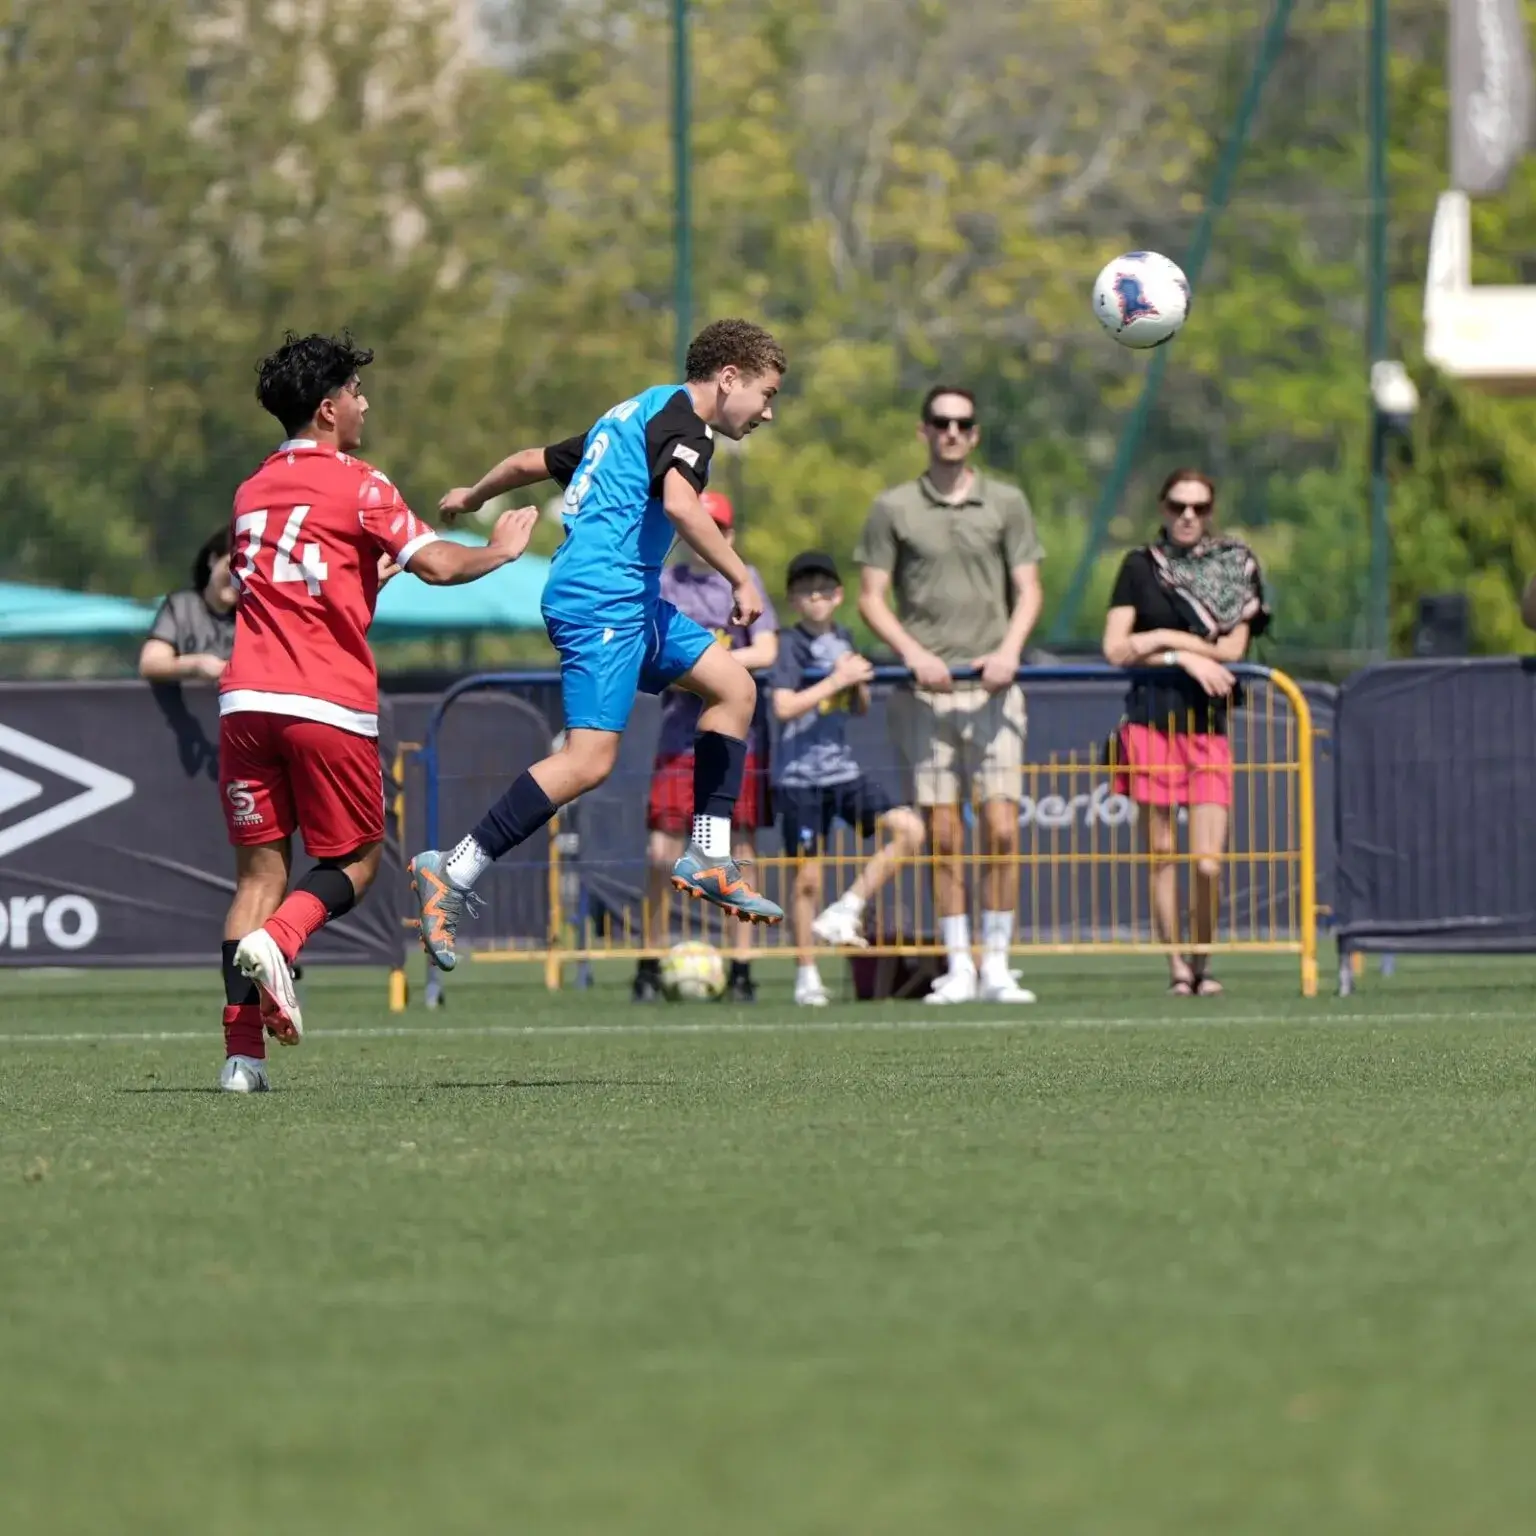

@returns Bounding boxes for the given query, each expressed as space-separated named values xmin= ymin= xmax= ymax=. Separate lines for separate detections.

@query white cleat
xmin=980 ymin=967 xmax=1037 ymax=1005
xmin=219 ymin=1055 xmax=270 ymax=1094
xmin=234 ymin=929 xmax=304 ymax=1046
xmin=923 ymin=965 xmax=979 ymax=1005
xmin=811 ymin=902 xmax=868 ymax=948
xmin=795 ymin=976 xmax=831 ymax=1008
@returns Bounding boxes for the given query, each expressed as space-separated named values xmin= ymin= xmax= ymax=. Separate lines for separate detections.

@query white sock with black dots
xmin=443 ymin=835 xmax=492 ymax=891
xmin=691 ymin=813 xmax=731 ymax=859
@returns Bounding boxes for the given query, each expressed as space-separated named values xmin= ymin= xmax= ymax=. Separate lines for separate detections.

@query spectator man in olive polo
xmin=855 ymin=385 xmax=1043 ymax=1004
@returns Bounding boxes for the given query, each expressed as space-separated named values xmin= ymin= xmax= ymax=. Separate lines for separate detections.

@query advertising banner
xmin=0 ymin=683 xmax=404 ymax=969
xmin=1336 ymin=658 xmax=1536 ymax=952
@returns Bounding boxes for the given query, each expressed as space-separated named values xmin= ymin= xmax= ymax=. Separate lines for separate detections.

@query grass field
xmin=4 ymin=954 xmax=1536 ymax=1535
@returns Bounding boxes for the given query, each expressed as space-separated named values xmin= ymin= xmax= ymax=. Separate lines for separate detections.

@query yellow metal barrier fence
xmin=413 ymin=665 xmax=1317 ymax=997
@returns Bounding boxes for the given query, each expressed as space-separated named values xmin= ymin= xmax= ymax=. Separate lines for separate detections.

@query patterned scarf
xmin=1148 ymin=533 xmax=1268 ymax=640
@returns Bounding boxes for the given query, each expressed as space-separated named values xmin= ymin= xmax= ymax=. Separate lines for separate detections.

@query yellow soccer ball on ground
xmin=659 ymin=941 xmax=726 ymax=1002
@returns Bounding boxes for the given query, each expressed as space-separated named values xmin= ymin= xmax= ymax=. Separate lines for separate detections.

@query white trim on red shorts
xmin=220 ymin=689 xmax=377 ymax=738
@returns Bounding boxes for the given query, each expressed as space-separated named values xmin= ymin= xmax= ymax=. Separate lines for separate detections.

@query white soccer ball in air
xmin=659 ymin=940 xmax=726 ymax=1002
xmin=1092 ymin=251 xmax=1191 ymax=350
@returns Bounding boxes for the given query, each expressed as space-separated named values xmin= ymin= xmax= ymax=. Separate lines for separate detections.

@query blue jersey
xmin=540 ymin=384 xmax=715 ymax=626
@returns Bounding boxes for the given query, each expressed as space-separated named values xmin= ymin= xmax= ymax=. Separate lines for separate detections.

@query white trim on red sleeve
xmin=397 ymin=531 xmax=439 ymax=568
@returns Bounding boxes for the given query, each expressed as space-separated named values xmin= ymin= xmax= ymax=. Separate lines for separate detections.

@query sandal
xmin=1168 ymin=978 xmax=1195 ymax=997
xmin=1193 ymin=975 xmax=1224 ymax=998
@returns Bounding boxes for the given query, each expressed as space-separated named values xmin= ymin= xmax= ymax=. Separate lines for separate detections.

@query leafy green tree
xmin=7 ymin=0 xmax=1536 ymax=677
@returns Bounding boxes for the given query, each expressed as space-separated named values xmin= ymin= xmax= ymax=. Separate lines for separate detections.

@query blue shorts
xmin=777 ymin=775 xmax=896 ymax=857
xmin=546 ymin=601 xmax=716 ymax=734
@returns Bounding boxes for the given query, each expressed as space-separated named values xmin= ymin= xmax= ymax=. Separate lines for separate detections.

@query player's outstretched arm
xmin=440 ymin=450 xmax=553 ymax=522
xmin=661 ymin=468 xmax=761 ymax=627
xmin=407 ymin=507 xmax=540 ymax=586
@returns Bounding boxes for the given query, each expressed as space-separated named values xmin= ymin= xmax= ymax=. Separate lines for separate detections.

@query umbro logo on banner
xmin=0 ymin=724 xmax=135 ymax=859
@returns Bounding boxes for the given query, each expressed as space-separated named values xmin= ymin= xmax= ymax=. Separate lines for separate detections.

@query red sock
xmin=263 ymin=892 xmax=328 ymax=964
xmin=223 ymin=1004 xmax=265 ymax=1060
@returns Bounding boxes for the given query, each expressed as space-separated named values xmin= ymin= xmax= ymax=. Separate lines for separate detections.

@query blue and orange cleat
xmin=670 ymin=844 xmax=784 ymax=926
xmin=408 ymin=850 xmax=484 ymax=971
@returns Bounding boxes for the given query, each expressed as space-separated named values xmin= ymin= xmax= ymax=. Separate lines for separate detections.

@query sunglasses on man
xmin=925 ymin=414 xmax=976 ymax=433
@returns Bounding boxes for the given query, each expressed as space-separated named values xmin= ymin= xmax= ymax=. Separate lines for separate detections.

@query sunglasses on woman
xmin=1164 ymin=497 xmax=1213 ymax=516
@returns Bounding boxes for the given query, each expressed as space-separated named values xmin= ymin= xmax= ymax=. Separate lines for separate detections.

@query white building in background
xmin=1424 ymin=190 xmax=1536 ymax=393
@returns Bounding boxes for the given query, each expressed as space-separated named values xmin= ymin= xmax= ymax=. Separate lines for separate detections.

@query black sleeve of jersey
xmin=1109 ymin=549 xmax=1152 ymax=615
xmin=543 ymin=433 xmax=589 ymax=490
xmin=645 ymin=391 xmax=715 ymax=495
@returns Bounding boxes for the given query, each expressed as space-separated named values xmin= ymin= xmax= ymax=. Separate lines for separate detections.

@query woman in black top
xmin=1101 ymin=469 xmax=1268 ymax=996
xmin=138 ymin=528 xmax=238 ymax=684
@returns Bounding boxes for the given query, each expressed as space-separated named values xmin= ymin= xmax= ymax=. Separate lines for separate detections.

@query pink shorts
xmin=1114 ymin=725 xmax=1232 ymax=808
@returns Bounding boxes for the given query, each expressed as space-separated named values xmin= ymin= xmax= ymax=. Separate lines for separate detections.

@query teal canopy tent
xmin=0 ymin=581 xmax=160 ymax=640
xmin=371 ymin=532 xmax=551 ymax=635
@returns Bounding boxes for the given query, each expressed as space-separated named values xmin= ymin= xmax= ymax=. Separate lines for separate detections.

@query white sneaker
xmin=924 ymin=965 xmax=979 ymax=1005
xmin=219 ymin=1055 xmax=270 ymax=1094
xmin=811 ymin=902 xmax=867 ymax=948
xmin=795 ymin=974 xmax=830 ymax=1007
xmin=234 ymin=929 xmax=304 ymax=1046
xmin=980 ymin=967 xmax=1037 ymax=1004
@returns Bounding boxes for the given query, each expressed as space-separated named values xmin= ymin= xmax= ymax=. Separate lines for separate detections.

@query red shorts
xmin=219 ymin=712 xmax=385 ymax=856
xmin=1114 ymin=725 xmax=1233 ymax=808
xmin=647 ymin=751 xmax=763 ymax=834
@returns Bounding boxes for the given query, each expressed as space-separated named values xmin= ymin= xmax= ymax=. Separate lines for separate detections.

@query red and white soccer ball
xmin=1092 ymin=251 xmax=1191 ymax=350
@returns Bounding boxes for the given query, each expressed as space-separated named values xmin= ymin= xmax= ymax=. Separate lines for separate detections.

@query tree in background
xmin=4 ymin=0 xmax=1536 ymax=667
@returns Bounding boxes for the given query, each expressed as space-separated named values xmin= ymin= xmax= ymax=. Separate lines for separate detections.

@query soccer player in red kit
xmin=217 ymin=332 xmax=539 ymax=1093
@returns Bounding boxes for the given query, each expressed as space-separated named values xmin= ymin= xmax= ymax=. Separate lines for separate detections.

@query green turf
xmin=3 ymin=955 xmax=1536 ymax=1535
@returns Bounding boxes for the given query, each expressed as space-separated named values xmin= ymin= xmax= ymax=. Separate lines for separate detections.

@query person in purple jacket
xmin=633 ymin=492 xmax=779 ymax=1002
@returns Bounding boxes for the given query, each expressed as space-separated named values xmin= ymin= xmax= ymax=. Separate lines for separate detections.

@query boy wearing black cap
xmin=770 ymin=552 xmax=925 ymax=1005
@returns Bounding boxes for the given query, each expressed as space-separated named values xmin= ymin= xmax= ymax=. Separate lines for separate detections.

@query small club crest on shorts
xmin=224 ymin=781 xmax=263 ymax=829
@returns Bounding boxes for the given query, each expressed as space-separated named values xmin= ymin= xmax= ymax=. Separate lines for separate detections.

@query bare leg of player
xmin=219 ymin=840 xmax=292 ymax=1093
xmin=413 ymin=730 xmax=620 ymax=972
xmin=223 ymin=841 xmax=383 ymax=1090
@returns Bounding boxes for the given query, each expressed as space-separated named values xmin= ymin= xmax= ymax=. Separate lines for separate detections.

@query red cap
xmin=700 ymin=491 xmax=734 ymax=530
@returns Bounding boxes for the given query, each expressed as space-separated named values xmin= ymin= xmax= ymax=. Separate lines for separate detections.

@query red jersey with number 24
xmin=220 ymin=439 xmax=438 ymax=738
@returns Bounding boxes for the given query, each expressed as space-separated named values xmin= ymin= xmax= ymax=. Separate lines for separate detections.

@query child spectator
xmin=770 ymin=551 xmax=924 ymax=1006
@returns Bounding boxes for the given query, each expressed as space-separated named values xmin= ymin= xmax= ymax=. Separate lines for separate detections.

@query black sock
xmin=296 ymin=862 xmax=357 ymax=921
xmin=637 ymin=956 xmax=661 ymax=977
xmin=729 ymin=959 xmax=751 ymax=982
xmin=221 ymin=939 xmax=259 ymax=1007
xmin=472 ymin=771 xmax=558 ymax=860
xmin=693 ymin=732 xmax=747 ymax=822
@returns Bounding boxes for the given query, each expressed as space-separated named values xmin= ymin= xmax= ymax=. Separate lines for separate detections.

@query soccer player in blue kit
xmin=408 ymin=319 xmax=788 ymax=969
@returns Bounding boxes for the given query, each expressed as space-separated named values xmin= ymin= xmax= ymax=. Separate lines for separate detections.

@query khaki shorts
xmin=888 ymin=684 xmax=1027 ymax=807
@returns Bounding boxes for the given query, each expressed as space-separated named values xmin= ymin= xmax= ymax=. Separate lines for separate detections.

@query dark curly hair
xmin=191 ymin=526 xmax=231 ymax=592
xmin=255 ymin=330 xmax=374 ymax=436
xmin=685 ymin=319 xmax=787 ymax=382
